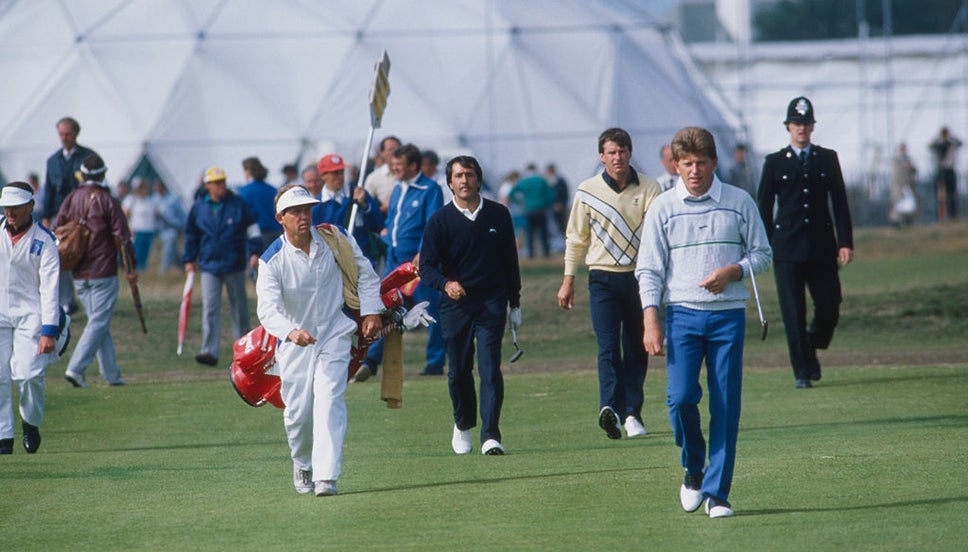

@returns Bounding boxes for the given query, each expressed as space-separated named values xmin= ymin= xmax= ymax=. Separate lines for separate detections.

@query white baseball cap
xmin=275 ymin=186 xmax=320 ymax=214
xmin=0 ymin=184 xmax=34 ymax=207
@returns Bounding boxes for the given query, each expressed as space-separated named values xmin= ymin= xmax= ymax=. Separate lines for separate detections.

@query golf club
xmin=745 ymin=258 xmax=768 ymax=340
xmin=509 ymin=325 xmax=524 ymax=363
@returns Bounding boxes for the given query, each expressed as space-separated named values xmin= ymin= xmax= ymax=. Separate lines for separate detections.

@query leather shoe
xmin=195 ymin=353 xmax=218 ymax=366
xmin=796 ymin=379 xmax=813 ymax=389
xmin=419 ymin=365 xmax=444 ymax=376
xmin=0 ymin=438 xmax=12 ymax=454
xmin=22 ymin=421 xmax=41 ymax=454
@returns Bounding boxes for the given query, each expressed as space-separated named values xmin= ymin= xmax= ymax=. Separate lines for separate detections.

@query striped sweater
xmin=635 ymin=177 xmax=772 ymax=312
xmin=563 ymin=170 xmax=662 ymax=276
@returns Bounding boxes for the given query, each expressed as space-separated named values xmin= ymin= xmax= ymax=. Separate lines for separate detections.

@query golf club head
xmin=760 ymin=320 xmax=769 ymax=341
xmin=509 ymin=325 xmax=523 ymax=362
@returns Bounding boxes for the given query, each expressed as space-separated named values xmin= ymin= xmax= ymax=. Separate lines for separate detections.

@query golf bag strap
xmin=315 ymin=223 xmax=360 ymax=310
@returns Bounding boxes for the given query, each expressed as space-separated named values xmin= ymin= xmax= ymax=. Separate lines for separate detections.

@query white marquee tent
xmin=0 ymin=0 xmax=741 ymax=205
xmin=691 ymin=33 xmax=968 ymax=200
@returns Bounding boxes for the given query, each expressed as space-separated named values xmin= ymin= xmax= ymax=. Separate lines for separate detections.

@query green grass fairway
xmin=2 ymin=222 xmax=966 ymax=551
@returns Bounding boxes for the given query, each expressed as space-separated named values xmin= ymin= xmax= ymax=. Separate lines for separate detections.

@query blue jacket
xmin=239 ymin=179 xmax=281 ymax=234
xmin=382 ymin=174 xmax=443 ymax=270
xmin=311 ymin=189 xmax=385 ymax=264
xmin=183 ymin=191 xmax=262 ymax=274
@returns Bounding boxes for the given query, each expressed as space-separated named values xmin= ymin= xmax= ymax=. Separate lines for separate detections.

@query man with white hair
xmin=0 ymin=182 xmax=62 ymax=454
xmin=257 ymin=184 xmax=383 ymax=497
xmin=43 ymin=117 xmax=96 ymax=315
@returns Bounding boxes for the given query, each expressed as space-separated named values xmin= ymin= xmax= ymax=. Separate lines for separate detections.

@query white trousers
xmin=0 ymin=323 xmax=50 ymax=438
xmin=279 ymin=330 xmax=351 ymax=482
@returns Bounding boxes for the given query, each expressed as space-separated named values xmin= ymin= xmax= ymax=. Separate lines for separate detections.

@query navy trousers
xmin=588 ymin=270 xmax=648 ymax=421
xmin=440 ymin=294 xmax=507 ymax=444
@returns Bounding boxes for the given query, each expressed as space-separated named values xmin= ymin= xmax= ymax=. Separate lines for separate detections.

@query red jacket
xmin=54 ymin=182 xmax=136 ymax=280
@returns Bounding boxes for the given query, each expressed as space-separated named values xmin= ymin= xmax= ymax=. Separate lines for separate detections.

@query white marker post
xmin=348 ymin=50 xmax=391 ymax=231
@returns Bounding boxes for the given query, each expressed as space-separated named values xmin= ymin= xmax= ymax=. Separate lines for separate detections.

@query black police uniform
xmin=757 ymin=97 xmax=854 ymax=386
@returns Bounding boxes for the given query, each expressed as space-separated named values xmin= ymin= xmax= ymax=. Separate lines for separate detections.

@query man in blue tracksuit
xmin=183 ymin=166 xmax=263 ymax=367
xmin=355 ymin=144 xmax=445 ymax=381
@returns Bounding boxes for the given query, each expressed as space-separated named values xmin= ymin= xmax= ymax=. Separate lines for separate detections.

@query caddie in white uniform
xmin=0 ymin=182 xmax=61 ymax=455
xmin=256 ymin=184 xmax=383 ymax=496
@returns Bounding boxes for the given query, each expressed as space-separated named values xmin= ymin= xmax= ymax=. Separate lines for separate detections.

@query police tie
xmin=798 ymin=149 xmax=809 ymax=175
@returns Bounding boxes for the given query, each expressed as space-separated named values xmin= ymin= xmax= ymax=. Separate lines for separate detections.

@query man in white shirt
xmin=363 ymin=136 xmax=401 ymax=214
xmin=256 ymin=184 xmax=383 ymax=497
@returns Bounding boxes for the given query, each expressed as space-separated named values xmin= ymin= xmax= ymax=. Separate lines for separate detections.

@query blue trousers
xmin=665 ymin=306 xmax=745 ymax=502
xmin=133 ymin=231 xmax=154 ymax=272
xmin=441 ymin=295 xmax=506 ymax=443
xmin=67 ymin=276 xmax=124 ymax=384
xmin=200 ymin=271 xmax=250 ymax=360
xmin=588 ymin=270 xmax=647 ymax=420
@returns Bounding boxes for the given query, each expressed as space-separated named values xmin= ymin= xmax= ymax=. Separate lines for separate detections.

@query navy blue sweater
xmin=419 ymin=199 xmax=521 ymax=309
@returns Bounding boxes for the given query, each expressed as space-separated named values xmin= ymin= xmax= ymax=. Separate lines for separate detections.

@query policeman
xmin=757 ymin=97 xmax=854 ymax=389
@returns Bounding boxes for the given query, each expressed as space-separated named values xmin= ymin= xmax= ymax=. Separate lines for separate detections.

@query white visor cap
xmin=275 ymin=186 xmax=320 ymax=214
xmin=0 ymin=185 xmax=34 ymax=207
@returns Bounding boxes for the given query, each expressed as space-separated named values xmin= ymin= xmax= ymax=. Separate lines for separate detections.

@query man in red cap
xmin=311 ymin=154 xmax=384 ymax=267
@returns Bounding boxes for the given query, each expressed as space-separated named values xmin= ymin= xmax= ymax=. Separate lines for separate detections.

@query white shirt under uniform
xmin=0 ymin=218 xmax=60 ymax=439
xmin=256 ymin=225 xmax=382 ymax=483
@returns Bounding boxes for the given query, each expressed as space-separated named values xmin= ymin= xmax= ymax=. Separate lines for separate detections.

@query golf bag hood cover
xmin=230 ymin=361 xmax=284 ymax=408
xmin=230 ymin=326 xmax=284 ymax=408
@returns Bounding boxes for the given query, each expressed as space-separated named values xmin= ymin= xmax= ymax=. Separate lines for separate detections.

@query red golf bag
xmin=229 ymin=325 xmax=284 ymax=408
xmin=230 ymin=262 xmax=421 ymax=408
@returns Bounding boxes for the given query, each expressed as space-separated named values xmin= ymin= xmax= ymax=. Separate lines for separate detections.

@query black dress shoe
xmin=22 ymin=422 xmax=41 ymax=454
xmin=195 ymin=353 xmax=218 ymax=366
xmin=0 ymin=438 xmax=13 ymax=454
xmin=419 ymin=365 xmax=444 ymax=376
xmin=795 ymin=379 xmax=813 ymax=389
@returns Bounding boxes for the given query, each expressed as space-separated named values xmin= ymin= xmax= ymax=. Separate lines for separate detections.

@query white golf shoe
xmin=624 ymin=416 xmax=647 ymax=437
xmin=452 ymin=425 xmax=472 ymax=455
xmin=293 ymin=465 xmax=313 ymax=495
xmin=65 ymin=370 xmax=88 ymax=388
xmin=680 ymin=470 xmax=704 ymax=512
xmin=315 ymin=480 xmax=338 ymax=497
xmin=481 ymin=439 xmax=505 ymax=456
xmin=705 ymin=497 xmax=734 ymax=518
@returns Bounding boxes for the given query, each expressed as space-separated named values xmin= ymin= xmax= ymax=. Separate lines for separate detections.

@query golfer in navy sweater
xmin=419 ymin=156 xmax=522 ymax=456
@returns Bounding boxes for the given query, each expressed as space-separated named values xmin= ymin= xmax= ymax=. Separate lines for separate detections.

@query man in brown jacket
xmin=54 ymin=154 xmax=137 ymax=388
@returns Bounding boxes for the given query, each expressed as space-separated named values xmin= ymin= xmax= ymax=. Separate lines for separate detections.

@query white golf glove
xmin=403 ymin=301 xmax=436 ymax=330
xmin=508 ymin=307 xmax=523 ymax=331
